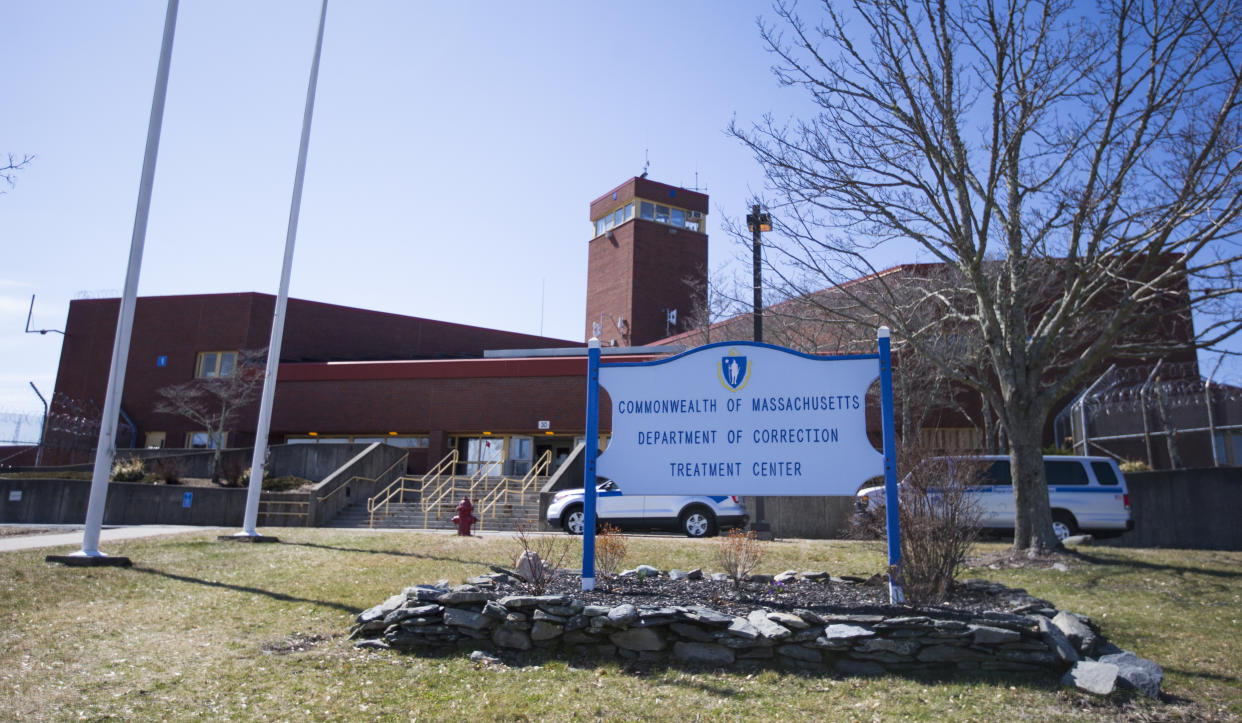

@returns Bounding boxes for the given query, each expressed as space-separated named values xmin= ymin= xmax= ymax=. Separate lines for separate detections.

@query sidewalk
xmin=0 ymin=525 xmax=210 ymax=553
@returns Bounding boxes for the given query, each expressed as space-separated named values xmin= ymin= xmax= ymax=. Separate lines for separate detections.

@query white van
xmin=855 ymin=455 xmax=1133 ymax=541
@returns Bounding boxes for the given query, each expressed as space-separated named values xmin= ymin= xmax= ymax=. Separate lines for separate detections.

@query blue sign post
xmin=877 ymin=327 xmax=904 ymax=603
xmin=581 ymin=337 xmax=601 ymax=591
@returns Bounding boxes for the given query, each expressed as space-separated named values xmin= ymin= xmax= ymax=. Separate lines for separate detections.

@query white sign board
xmin=597 ymin=343 xmax=882 ymax=495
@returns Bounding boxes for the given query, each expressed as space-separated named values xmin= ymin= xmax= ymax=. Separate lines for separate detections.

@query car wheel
xmin=1051 ymin=510 xmax=1078 ymax=542
xmin=562 ymin=506 xmax=585 ymax=535
xmin=680 ymin=507 xmax=717 ymax=538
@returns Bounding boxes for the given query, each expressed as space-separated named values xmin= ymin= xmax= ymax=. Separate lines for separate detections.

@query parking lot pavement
xmin=0 ymin=525 xmax=208 ymax=553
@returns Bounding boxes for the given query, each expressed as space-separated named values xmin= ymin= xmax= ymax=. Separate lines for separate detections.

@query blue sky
xmin=2 ymin=1 xmax=1238 ymax=425
xmin=1 ymin=1 xmax=819 ymax=417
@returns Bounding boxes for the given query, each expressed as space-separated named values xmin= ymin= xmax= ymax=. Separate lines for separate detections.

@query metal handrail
xmin=420 ymin=455 xmax=505 ymax=529
xmin=475 ymin=450 xmax=552 ymax=530
xmin=318 ymin=453 xmax=409 ymax=504
xmin=369 ymin=449 xmax=457 ymax=528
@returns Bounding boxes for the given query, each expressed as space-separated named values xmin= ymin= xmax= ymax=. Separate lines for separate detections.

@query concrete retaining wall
xmin=1103 ymin=467 xmax=1242 ymax=550
xmin=0 ymin=443 xmax=408 ymax=527
xmin=310 ymin=443 xmax=409 ymax=525
xmin=0 ymin=477 xmax=246 ymax=526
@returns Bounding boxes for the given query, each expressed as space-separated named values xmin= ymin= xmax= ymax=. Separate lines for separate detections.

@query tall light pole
xmin=48 ymin=0 xmax=180 ymax=566
xmin=746 ymin=204 xmax=772 ymax=539
xmin=747 ymin=204 xmax=770 ymax=344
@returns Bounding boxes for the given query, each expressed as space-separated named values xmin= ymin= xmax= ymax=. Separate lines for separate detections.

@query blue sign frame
xmin=582 ymin=332 xmax=904 ymax=602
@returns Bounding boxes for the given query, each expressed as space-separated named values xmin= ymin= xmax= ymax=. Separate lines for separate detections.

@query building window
xmin=640 ymin=201 xmax=654 ymax=220
xmin=196 ymin=351 xmax=238 ymax=378
xmin=187 ymin=431 xmax=227 ymax=449
xmin=144 ymin=431 xmax=166 ymax=449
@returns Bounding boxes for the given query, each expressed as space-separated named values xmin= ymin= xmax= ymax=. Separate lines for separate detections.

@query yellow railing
xmin=476 ymin=450 xmax=552 ymax=530
xmin=258 ymin=499 xmax=309 ymax=524
xmin=421 ymin=455 xmax=505 ymax=529
xmin=368 ymin=449 xmax=457 ymax=528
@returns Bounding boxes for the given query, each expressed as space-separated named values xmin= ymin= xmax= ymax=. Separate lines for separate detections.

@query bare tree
xmin=155 ymin=349 xmax=265 ymax=483
xmin=732 ymin=0 xmax=1242 ymax=553
xmin=1 ymin=153 xmax=35 ymax=193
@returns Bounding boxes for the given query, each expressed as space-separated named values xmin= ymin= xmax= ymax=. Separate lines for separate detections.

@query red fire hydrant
xmin=452 ymin=498 xmax=477 ymax=536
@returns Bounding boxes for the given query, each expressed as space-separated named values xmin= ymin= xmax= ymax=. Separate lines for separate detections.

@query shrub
xmin=714 ymin=529 xmax=765 ymax=586
xmin=1120 ymin=460 xmax=1152 ymax=473
xmin=150 ymin=456 xmax=187 ymax=484
xmin=594 ymin=524 xmax=628 ymax=584
xmin=511 ymin=523 xmax=576 ymax=594
xmin=110 ymin=456 xmax=146 ymax=482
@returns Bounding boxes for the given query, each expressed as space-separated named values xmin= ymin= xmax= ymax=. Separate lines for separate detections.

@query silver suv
xmin=856 ymin=455 xmax=1133 ymax=541
xmin=547 ymin=481 xmax=749 ymax=538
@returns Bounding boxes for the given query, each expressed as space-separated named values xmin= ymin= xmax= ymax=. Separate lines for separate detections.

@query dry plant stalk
xmin=715 ymin=529 xmax=765 ymax=587
xmin=594 ymin=524 xmax=628 ymax=585
xmin=511 ymin=522 xmax=575 ymax=595
xmin=863 ymin=448 xmax=984 ymax=605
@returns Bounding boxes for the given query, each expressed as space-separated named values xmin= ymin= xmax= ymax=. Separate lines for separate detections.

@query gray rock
xmin=747 ymin=610 xmax=792 ymax=640
xmin=823 ymin=624 xmax=876 ymax=641
xmin=443 ymin=608 xmax=491 ymax=630
xmin=710 ymin=572 xmax=730 ymax=582
xmin=533 ymin=609 xmax=568 ymax=624
xmin=727 ymin=617 xmax=761 ymax=640
xmin=1099 ymin=652 xmax=1163 ymax=699
xmin=777 ymin=644 xmax=822 ymax=663
xmin=793 ymin=609 xmax=826 ymax=625
xmin=668 ymin=569 xmax=689 ymax=580
xmin=530 ymin=620 xmax=565 ymax=641
xmin=670 ymin=622 xmax=716 ymax=642
xmin=482 ymin=601 xmax=508 ymax=619
xmin=801 ymin=570 xmax=831 ymax=582
xmin=775 ymin=570 xmax=800 ymax=584
xmin=970 ymin=624 xmax=1021 ymax=645
xmin=686 ymin=568 xmax=704 ymax=580
xmin=437 ymin=590 xmax=495 ymax=605
xmin=1051 ymin=562 xmax=1070 ymax=572
xmin=358 ymin=593 xmax=406 ymax=624
xmin=1061 ymin=534 xmax=1094 ymax=547
xmin=514 ymin=550 xmax=545 ymax=582
xmin=540 ymin=604 xmax=579 ymax=617
xmin=767 ymin=611 xmax=810 ymax=630
xmin=492 ymin=627 xmax=532 ymax=650
xmin=469 ymin=650 xmax=503 ymax=665
xmin=1051 ymin=611 xmax=1096 ymax=656
xmin=582 ymin=605 xmax=611 ymax=617
xmin=610 ymin=627 xmax=665 ymax=651
xmin=673 ymin=642 xmax=735 ymax=666
xmin=1039 ymin=616 xmax=1080 ymax=664
xmin=822 ymin=614 xmax=885 ymax=626
xmin=684 ymin=606 xmax=735 ymax=626
xmin=564 ymin=615 xmax=588 ymax=632
xmin=607 ymin=604 xmax=639 ymax=627
xmin=1061 ymin=660 xmax=1119 ymax=696
xmin=747 ymin=573 xmax=775 ymax=585
xmin=855 ymin=638 xmax=919 ymax=656
xmin=499 ymin=594 xmax=570 ymax=608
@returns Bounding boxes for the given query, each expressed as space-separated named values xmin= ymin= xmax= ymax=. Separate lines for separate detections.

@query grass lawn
xmin=1 ymin=528 xmax=1238 ymax=721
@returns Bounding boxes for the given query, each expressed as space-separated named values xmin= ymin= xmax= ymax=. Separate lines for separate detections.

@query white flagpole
xmin=67 ymin=0 xmax=179 ymax=561
xmin=236 ymin=0 xmax=329 ymax=538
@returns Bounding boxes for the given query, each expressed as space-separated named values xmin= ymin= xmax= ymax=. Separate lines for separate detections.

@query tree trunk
xmin=1007 ymin=412 xmax=1059 ymax=554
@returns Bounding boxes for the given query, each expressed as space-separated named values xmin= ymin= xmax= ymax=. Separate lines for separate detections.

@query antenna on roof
xmin=640 ymin=149 xmax=649 ymax=179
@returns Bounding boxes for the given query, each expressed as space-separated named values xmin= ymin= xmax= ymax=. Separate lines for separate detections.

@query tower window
xmin=640 ymin=201 xmax=654 ymax=220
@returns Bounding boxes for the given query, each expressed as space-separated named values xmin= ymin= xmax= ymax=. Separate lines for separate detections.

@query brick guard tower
xmin=585 ymin=177 xmax=708 ymax=346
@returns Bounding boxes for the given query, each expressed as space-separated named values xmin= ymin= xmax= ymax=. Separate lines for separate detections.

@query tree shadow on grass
xmin=279 ymin=540 xmax=494 ymax=568
xmin=1069 ymin=550 xmax=1242 ymax=581
xmin=129 ymin=565 xmax=359 ymax=616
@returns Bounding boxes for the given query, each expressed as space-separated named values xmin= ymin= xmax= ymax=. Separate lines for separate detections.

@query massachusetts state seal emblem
xmin=718 ymin=350 xmax=751 ymax=391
